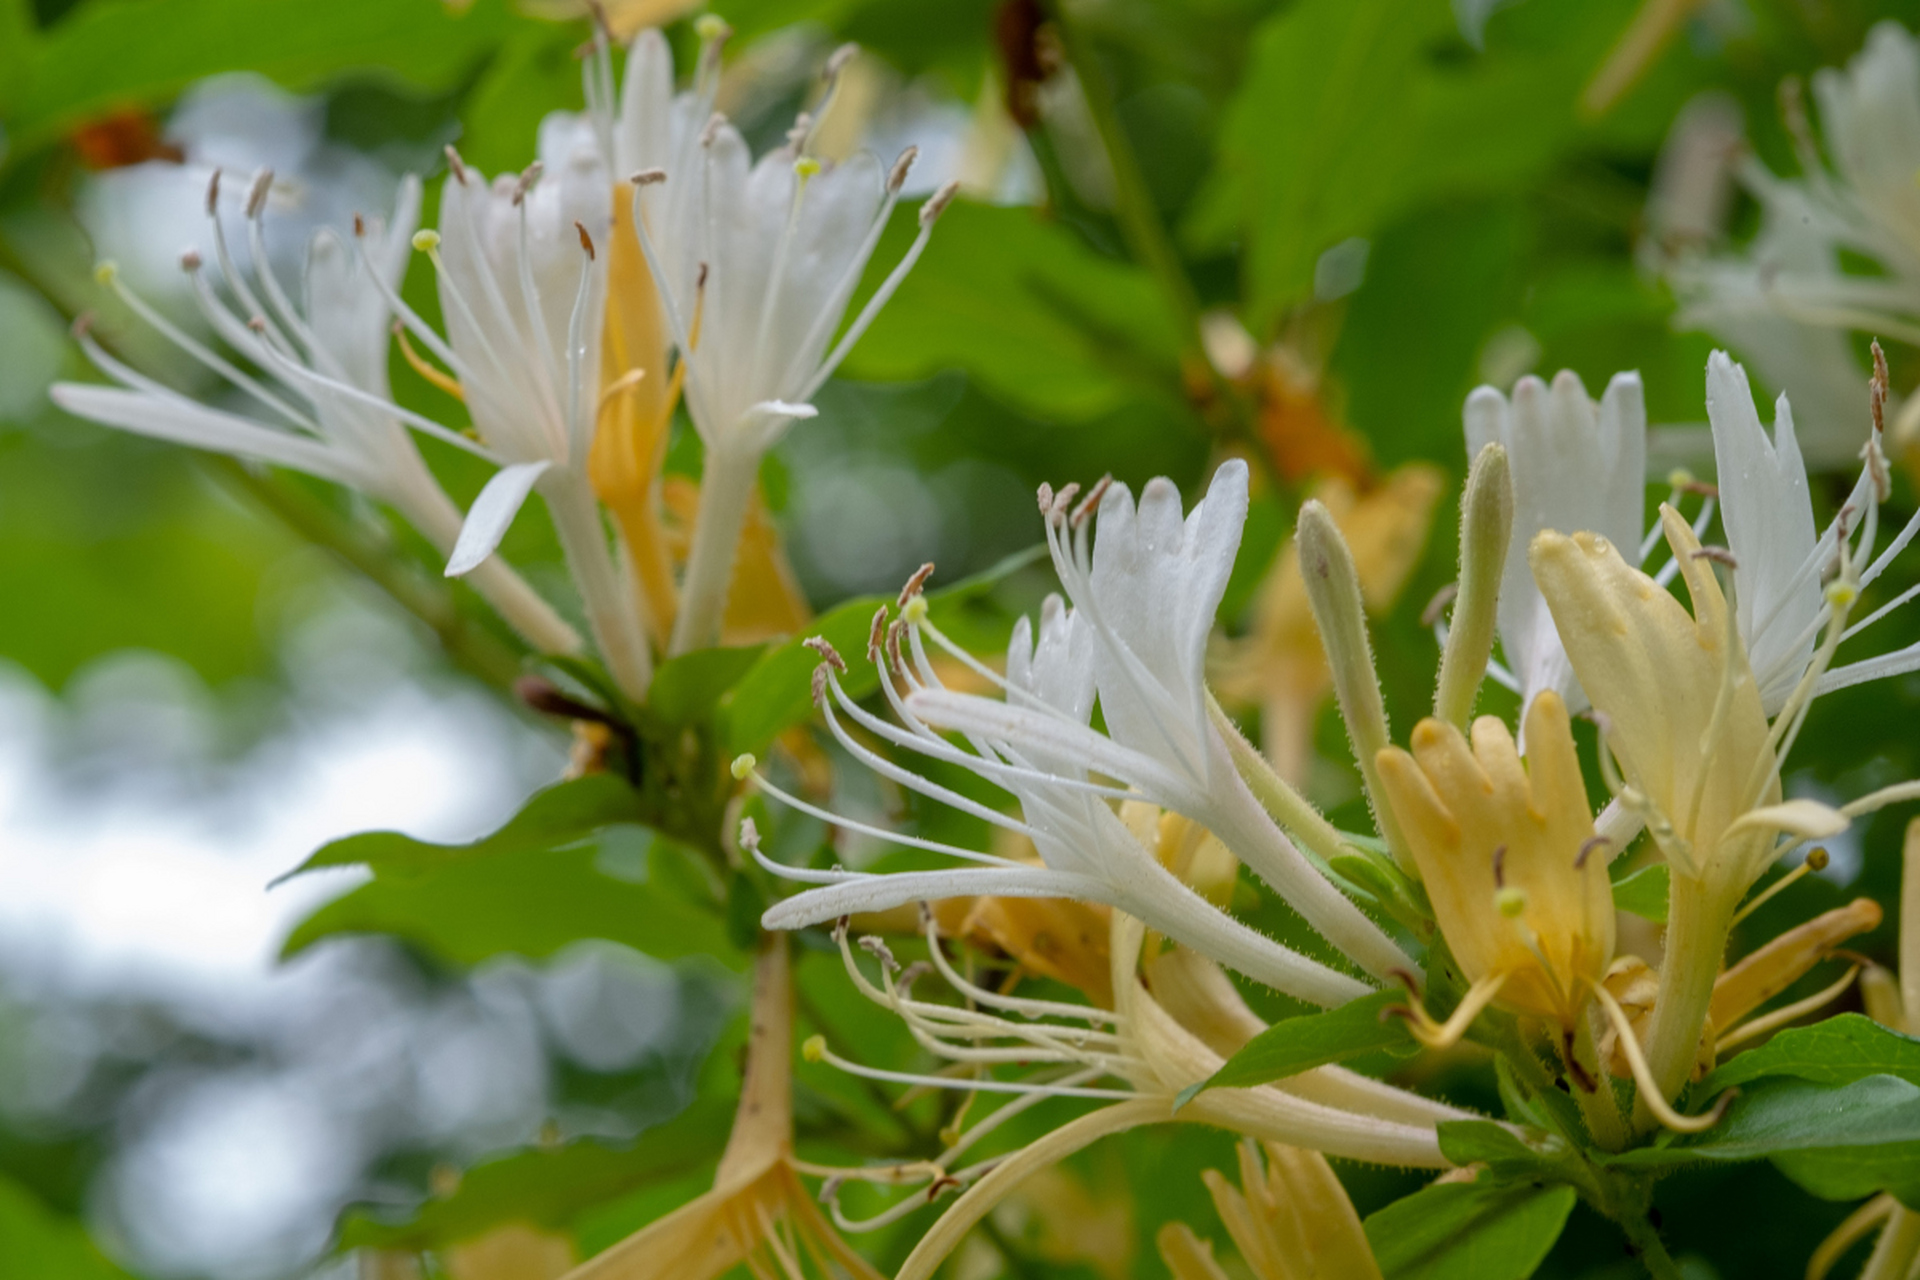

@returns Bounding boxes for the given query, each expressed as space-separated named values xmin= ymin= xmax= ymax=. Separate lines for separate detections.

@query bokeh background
xmin=3 ymin=0 xmax=1919 ymax=1276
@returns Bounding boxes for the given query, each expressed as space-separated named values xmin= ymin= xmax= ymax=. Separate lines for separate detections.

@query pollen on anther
xmin=1036 ymin=482 xmax=1054 ymax=516
xmin=804 ymin=636 xmax=848 ymax=673
xmin=867 ymin=606 xmax=890 ymax=663
xmin=245 ymin=169 xmax=274 ymax=218
xmin=574 ymin=221 xmax=596 ymax=260
xmin=179 ymin=249 xmax=202 ymax=272
xmin=888 ymin=146 xmax=919 ymax=192
xmin=630 ymin=168 xmax=667 ymax=185
xmin=898 ymin=563 xmax=935 ymax=607
xmin=1491 ymin=844 xmax=1508 ymax=888
xmin=920 ymin=180 xmax=960 ymax=227
xmin=1070 ymin=475 xmax=1112 ymax=526
xmin=205 ymin=169 xmax=222 ymax=216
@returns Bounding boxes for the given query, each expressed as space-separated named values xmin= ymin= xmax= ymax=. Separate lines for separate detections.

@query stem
xmin=402 ymin=480 xmax=584 ymax=658
xmin=669 ymin=443 xmax=759 ymax=656
xmin=1567 ymin=1007 xmax=1629 ymax=1153
xmin=205 ymin=459 xmax=524 ymax=690
xmin=1620 ymin=1211 xmax=1685 ymax=1280
xmin=717 ymin=931 xmax=794 ymax=1182
xmin=1636 ymin=875 xmax=1733 ymax=1129
xmin=543 ymin=467 xmax=654 ymax=702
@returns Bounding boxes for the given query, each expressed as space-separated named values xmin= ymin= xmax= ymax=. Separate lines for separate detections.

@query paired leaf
xmin=1701 ymin=1015 xmax=1920 ymax=1094
xmin=1176 ymin=989 xmax=1415 ymax=1107
xmin=1611 ymin=863 xmax=1670 ymax=923
xmin=1364 ymin=1178 xmax=1576 ymax=1280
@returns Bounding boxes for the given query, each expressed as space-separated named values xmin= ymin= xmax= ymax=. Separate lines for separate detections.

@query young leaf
xmin=1611 ymin=862 xmax=1670 ymax=923
xmin=1175 ymin=989 xmax=1414 ymax=1107
xmin=1364 ymin=1178 xmax=1576 ymax=1280
xmin=647 ymin=644 xmax=766 ymax=728
xmin=1700 ymin=1014 xmax=1920 ymax=1094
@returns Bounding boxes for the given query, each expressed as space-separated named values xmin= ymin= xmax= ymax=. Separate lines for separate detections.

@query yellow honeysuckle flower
xmin=1213 ymin=466 xmax=1443 ymax=783
xmin=660 ymin=476 xmax=812 ymax=647
xmin=445 ymin=1224 xmax=576 ymax=1280
xmin=562 ymin=935 xmax=882 ymax=1280
xmin=1157 ymin=1139 xmax=1383 ymax=1280
xmin=1375 ymin=690 xmax=1614 ymax=1036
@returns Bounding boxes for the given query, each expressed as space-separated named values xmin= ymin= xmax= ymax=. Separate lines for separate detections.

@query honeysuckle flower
xmin=445 ymin=1224 xmax=575 ymax=1280
xmin=405 ymin=131 xmax=655 ymax=700
xmin=1212 ymin=464 xmax=1444 ymax=783
xmin=619 ymin=19 xmax=957 ymax=653
xmin=1156 ymin=1139 xmax=1382 ymax=1280
xmin=49 ymin=171 xmax=583 ymax=658
xmin=805 ymin=911 xmax=1468 ymax=1280
xmin=1810 ymin=820 xmax=1920 ymax=1280
xmin=1374 ymin=692 xmax=1615 ymax=1038
xmin=1463 ymin=369 xmax=1646 ymax=717
xmin=747 ymin=587 xmax=1384 ymax=1007
xmin=896 ymin=462 xmax=1415 ymax=987
xmin=1667 ymin=22 xmax=1920 ymax=468
xmin=564 ymin=934 xmax=884 ymax=1280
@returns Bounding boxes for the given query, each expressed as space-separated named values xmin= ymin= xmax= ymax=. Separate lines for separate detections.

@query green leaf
xmin=840 ymin=202 xmax=1183 ymax=421
xmin=1605 ymin=1075 xmax=1920 ymax=1208
xmin=281 ymin=775 xmax=644 ymax=880
xmin=1612 ymin=863 xmax=1670 ymax=924
xmin=647 ymin=645 xmax=766 ymax=729
xmin=1702 ymin=1015 xmax=1920 ymax=1095
xmin=0 ymin=1177 xmax=136 ymax=1280
xmin=337 ymin=1099 xmax=734 ymax=1250
xmin=1364 ymin=1179 xmax=1576 ymax=1280
xmin=1436 ymin=1119 xmax=1566 ymax=1178
xmin=8 ymin=0 xmax=511 ymax=154
xmin=719 ymin=545 xmax=1038 ymax=758
xmin=1175 ymin=989 xmax=1414 ymax=1107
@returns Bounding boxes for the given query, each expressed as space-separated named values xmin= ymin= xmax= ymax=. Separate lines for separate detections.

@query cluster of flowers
xmin=52 ymin=18 xmax=956 ymax=702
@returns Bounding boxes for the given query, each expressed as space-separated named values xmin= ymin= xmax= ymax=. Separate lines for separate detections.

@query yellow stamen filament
xmin=1590 ymin=983 xmax=1734 ymax=1133
xmin=1729 ymin=849 xmax=1826 ymax=928
xmin=1808 ymin=1194 xmax=1899 ymax=1280
xmin=393 ymin=323 xmax=465 ymax=403
xmin=1394 ymin=972 xmax=1509 ymax=1050
xmin=1715 ymin=965 xmax=1861 ymax=1056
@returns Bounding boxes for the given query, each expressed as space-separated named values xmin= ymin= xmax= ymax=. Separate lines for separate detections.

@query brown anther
xmin=804 ymin=636 xmax=848 ymax=673
xmin=205 ymin=168 xmax=222 ymax=216
xmin=444 ymin=146 xmax=469 ymax=183
xmin=1421 ymin=582 xmax=1459 ymax=628
xmin=352 ymin=214 xmax=365 ymax=238
xmin=810 ymin=665 xmax=830 ymax=709
xmin=1070 ymin=474 xmax=1112 ymax=526
xmin=180 ymin=249 xmax=203 ymax=271
xmin=1862 ymin=434 xmax=1892 ymax=503
xmin=885 ymin=620 xmax=908 ymax=682
xmin=1051 ymin=482 xmax=1082 ymax=520
xmin=70 ymin=312 xmax=95 ymax=339
xmin=1872 ymin=340 xmax=1890 ymax=436
xmin=696 ymin=262 xmax=710 ymax=290
xmin=898 ymin=563 xmax=936 ymax=607
xmin=833 ymin=915 xmax=852 ymax=939
xmin=887 ymin=146 xmax=919 ymax=192
xmin=1691 ymin=545 xmax=1739 ymax=568
xmin=1388 ymin=967 xmax=1424 ymax=997
xmin=825 ymin=42 xmax=858 ymax=79
xmin=1675 ymin=478 xmax=1720 ymax=499
xmin=858 ymin=935 xmax=899 ymax=971
xmin=512 ymin=161 xmax=544 ymax=206
xmin=245 ymin=169 xmax=274 ymax=218
xmin=1806 ymin=847 xmax=1830 ymax=872
xmin=247 ymin=315 xmax=268 ymax=333
xmin=630 ymin=168 xmax=667 ymax=185
xmin=574 ymin=221 xmax=595 ymax=261
xmin=701 ymin=112 xmax=726 ymax=147
xmin=867 ymin=606 xmax=890 ymax=664
xmin=1492 ymin=844 xmax=1508 ymax=888
xmin=920 ymin=179 xmax=960 ymax=226
xmin=1575 ymin=836 xmax=1610 ymax=870
xmin=1036 ymin=482 xmax=1054 ymax=516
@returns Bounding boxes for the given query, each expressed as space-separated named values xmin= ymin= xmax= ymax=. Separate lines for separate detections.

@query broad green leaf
xmin=281 ymin=832 xmax=738 ymax=967
xmin=282 ymin=775 xmax=644 ymax=880
xmin=1364 ymin=1179 xmax=1576 ymax=1280
xmin=1702 ymin=1015 xmax=1920 ymax=1095
xmin=1175 ymin=990 xmax=1414 ymax=1107
xmin=1436 ymin=1119 xmax=1566 ymax=1178
xmin=840 ymin=202 xmax=1182 ymax=421
xmin=8 ymin=0 xmax=510 ymax=153
xmin=0 ymin=1176 xmax=135 ymax=1280
xmin=720 ymin=544 xmax=1037 ymax=758
xmin=1612 ymin=863 xmax=1670 ymax=924
xmin=647 ymin=645 xmax=767 ymax=729
xmin=336 ymin=1099 xmax=733 ymax=1250
xmin=1605 ymin=1075 xmax=1920 ymax=1208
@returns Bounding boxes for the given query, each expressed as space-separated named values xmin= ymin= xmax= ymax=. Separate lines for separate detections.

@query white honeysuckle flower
xmin=754 ymin=461 xmax=1414 ymax=993
xmin=1705 ymin=351 xmax=1821 ymax=713
xmin=387 ymin=129 xmax=654 ymax=699
xmin=616 ymin=19 xmax=956 ymax=654
xmin=1462 ymin=369 xmax=1647 ymax=716
xmin=752 ymin=593 xmax=1377 ymax=1008
xmin=1663 ymin=22 xmax=1920 ymax=468
xmin=49 ymin=170 xmax=582 ymax=658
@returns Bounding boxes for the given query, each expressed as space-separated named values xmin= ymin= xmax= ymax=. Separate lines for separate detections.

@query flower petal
xmin=447 ymin=460 xmax=552 ymax=577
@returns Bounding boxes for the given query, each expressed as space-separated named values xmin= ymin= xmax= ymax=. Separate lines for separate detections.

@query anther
xmin=444 ymin=145 xmax=469 ymax=184
xmin=1051 ymin=482 xmax=1082 ymax=520
xmin=1491 ymin=844 xmax=1508 ymax=888
xmin=1071 ymin=474 xmax=1113 ymax=526
xmin=825 ymin=42 xmax=858 ymax=79
xmin=888 ymin=146 xmax=919 ymax=193
xmin=1690 ymin=545 xmax=1738 ymax=567
xmin=1862 ymin=433 xmax=1892 ymax=503
xmin=898 ymin=563 xmax=935 ymax=607
xmin=630 ymin=168 xmax=667 ymax=185
xmin=245 ymin=169 xmax=274 ymax=218
xmin=574 ymin=221 xmax=595 ymax=261
xmin=810 ymin=665 xmax=830 ymax=709
xmin=247 ymin=315 xmax=268 ymax=333
xmin=858 ymin=935 xmax=899 ymax=972
xmin=696 ymin=262 xmax=709 ymax=290
xmin=920 ymin=179 xmax=961 ymax=227
xmin=784 ymin=114 xmax=813 ymax=153
xmin=352 ymin=214 xmax=364 ymax=238
xmin=179 ymin=249 xmax=202 ymax=272
xmin=701 ymin=112 xmax=726 ymax=147
xmin=1575 ymin=836 xmax=1609 ymax=870
xmin=805 ymin=636 xmax=849 ymax=673
xmin=730 ymin=753 xmax=756 ymax=780
xmin=1036 ymin=482 xmax=1055 ymax=516
xmin=1871 ymin=339 xmax=1890 ymax=437
xmin=738 ymin=816 xmax=760 ymax=852
xmin=412 ymin=229 xmax=441 ymax=253
xmin=205 ymin=168 xmax=222 ymax=216
xmin=867 ymin=606 xmax=890 ymax=663
xmin=512 ymin=161 xmax=544 ymax=206
xmin=1807 ymin=847 xmax=1830 ymax=872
